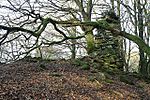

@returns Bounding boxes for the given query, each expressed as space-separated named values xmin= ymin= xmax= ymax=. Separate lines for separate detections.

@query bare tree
xmin=0 ymin=0 xmax=150 ymax=78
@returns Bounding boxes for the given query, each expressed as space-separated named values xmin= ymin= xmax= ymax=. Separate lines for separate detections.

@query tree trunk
xmin=137 ymin=0 xmax=147 ymax=75
xmin=85 ymin=31 xmax=95 ymax=54
xmin=75 ymin=0 xmax=95 ymax=55
xmin=116 ymin=0 xmax=124 ymax=70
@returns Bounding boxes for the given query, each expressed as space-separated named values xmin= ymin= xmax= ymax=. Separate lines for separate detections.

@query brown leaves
xmin=0 ymin=60 xmax=150 ymax=99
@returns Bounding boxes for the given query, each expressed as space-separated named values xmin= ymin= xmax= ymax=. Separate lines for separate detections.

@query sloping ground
xmin=0 ymin=59 xmax=150 ymax=100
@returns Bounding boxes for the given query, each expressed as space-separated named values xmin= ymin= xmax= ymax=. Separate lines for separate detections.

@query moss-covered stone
xmin=119 ymin=75 xmax=137 ymax=85
xmin=93 ymin=27 xmax=123 ymax=70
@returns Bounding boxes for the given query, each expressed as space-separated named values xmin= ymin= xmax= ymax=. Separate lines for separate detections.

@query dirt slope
xmin=0 ymin=59 xmax=150 ymax=100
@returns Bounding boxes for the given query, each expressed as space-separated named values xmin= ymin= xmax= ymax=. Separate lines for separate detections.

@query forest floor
xmin=0 ymin=58 xmax=150 ymax=100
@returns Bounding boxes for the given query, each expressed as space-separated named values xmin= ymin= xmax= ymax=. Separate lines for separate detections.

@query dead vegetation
xmin=0 ymin=58 xmax=150 ymax=100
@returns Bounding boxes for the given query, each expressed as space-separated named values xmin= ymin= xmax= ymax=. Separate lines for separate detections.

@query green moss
xmin=105 ymin=79 xmax=114 ymax=83
xmin=73 ymin=59 xmax=90 ymax=70
xmin=73 ymin=59 xmax=88 ymax=66
xmin=85 ymin=32 xmax=95 ymax=54
xmin=122 ymin=32 xmax=150 ymax=57
xmin=119 ymin=75 xmax=135 ymax=85
xmin=97 ymin=20 xmax=110 ymax=28
xmin=73 ymin=59 xmax=82 ymax=66
xmin=81 ymin=64 xmax=90 ymax=70
xmin=93 ymin=62 xmax=102 ymax=70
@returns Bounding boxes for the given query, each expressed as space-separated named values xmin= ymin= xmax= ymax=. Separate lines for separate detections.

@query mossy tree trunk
xmin=70 ymin=28 xmax=77 ymax=59
xmin=116 ymin=0 xmax=124 ymax=70
xmin=85 ymin=31 xmax=95 ymax=54
xmin=75 ymin=0 xmax=95 ymax=55
xmin=113 ymin=31 xmax=150 ymax=58
xmin=56 ymin=19 xmax=150 ymax=58
xmin=137 ymin=0 xmax=146 ymax=75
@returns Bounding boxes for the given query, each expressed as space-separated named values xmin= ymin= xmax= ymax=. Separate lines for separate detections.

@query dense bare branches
xmin=0 ymin=0 xmax=109 ymax=62
xmin=0 ymin=0 xmax=149 ymax=67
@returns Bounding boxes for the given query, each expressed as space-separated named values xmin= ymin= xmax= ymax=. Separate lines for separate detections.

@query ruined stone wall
xmin=94 ymin=29 xmax=123 ymax=69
